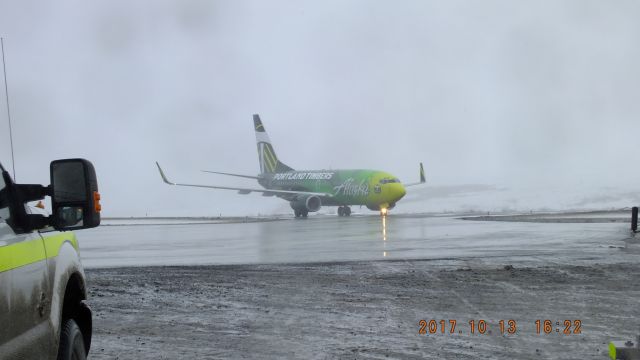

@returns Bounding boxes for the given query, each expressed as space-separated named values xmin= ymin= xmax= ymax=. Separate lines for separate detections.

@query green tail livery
xmin=156 ymin=114 xmax=426 ymax=217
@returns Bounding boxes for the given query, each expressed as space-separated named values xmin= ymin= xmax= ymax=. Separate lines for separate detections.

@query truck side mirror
xmin=50 ymin=159 xmax=101 ymax=230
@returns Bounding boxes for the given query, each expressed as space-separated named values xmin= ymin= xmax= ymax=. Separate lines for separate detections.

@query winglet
xmin=404 ymin=162 xmax=426 ymax=187
xmin=156 ymin=162 xmax=175 ymax=185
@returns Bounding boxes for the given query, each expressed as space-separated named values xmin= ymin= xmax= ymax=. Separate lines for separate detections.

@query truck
xmin=0 ymin=158 xmax=101 ymax=360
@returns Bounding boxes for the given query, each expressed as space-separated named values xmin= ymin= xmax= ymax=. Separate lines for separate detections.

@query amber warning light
xmin=93 ymin=191 xmax=102 ymax=213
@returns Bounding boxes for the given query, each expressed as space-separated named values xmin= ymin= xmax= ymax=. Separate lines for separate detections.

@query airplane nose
xmin=392 ymin=183 xmax=406 ymax=201
xmin=399 ymin=184 xmax=406 ymax=199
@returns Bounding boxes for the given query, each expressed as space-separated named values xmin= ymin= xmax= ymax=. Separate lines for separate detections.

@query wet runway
xmin=78 ymin=213 xmax=637 ymax=268
xmin=84 ymin=212 xmax=640 ymax=359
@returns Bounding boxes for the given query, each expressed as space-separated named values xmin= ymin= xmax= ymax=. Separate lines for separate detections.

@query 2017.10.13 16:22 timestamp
xmin=418 ymin=319 xmax=582 ymax=335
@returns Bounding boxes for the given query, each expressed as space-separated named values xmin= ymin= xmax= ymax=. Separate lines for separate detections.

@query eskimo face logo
xmin=333 ymin=178 xmax=369 ymax=197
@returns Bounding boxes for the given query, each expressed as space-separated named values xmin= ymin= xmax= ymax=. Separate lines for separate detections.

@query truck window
xmin=0 ymin=170 xmax=8 ymax=220
xmin=0 ymin=169 xmax=13 ymax=243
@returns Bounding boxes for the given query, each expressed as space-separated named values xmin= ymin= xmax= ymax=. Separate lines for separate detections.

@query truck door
xmin=0 ymin=173 xmax=53 ymax=358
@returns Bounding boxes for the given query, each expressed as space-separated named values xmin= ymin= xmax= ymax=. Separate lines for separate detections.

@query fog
xmin=1 ymin=0 xmax=639 ymax=216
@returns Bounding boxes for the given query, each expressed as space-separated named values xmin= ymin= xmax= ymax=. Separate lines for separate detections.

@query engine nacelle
xmin=290 ymin=195 xmax=322 ymax=212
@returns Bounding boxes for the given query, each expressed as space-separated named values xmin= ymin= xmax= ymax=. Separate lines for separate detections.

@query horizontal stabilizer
xmin=202 ymin=170 xmax=260 ymax=179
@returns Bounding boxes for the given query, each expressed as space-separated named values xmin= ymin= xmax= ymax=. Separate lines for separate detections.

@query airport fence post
xmin=632 ymin=207 xmax=638 ymax=233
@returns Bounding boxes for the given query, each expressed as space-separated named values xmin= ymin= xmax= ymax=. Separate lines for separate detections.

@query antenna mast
xmin=1 ymin=37 xmax=16 ymax=180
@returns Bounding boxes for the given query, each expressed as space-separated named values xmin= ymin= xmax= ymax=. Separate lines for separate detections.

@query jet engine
xmin=290 ymin=195 xmax=322 ymax=212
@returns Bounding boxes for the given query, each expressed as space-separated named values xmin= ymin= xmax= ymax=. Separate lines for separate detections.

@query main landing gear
xmin=337 ymin=206 xmax=351 ymax=217
xmin=294 ymin=209 xmax=308 ymax=218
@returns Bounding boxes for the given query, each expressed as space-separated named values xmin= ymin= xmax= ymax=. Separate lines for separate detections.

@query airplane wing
xmin=156 ymin=162 xmax=332 ymax=198
xmin=404 ymin=162 xmax=426 ymax=187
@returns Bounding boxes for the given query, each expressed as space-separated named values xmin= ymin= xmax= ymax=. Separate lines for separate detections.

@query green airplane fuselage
xmin=259 ymin=169 xmax=407 ymax=210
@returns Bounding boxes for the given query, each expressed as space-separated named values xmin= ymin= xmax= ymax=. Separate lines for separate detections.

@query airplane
xmin=156 ymin=114 xmax=425 ymax=218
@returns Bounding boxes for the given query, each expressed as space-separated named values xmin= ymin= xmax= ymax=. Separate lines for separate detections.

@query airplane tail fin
xmin=253 ymin=114 xmax=294 ymax=174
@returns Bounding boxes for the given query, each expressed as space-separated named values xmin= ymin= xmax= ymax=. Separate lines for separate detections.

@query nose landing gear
xmin=337 ymin=206 xmax=351 ymax=217
xmin=294 ymin=209 xmax=308 ymax=218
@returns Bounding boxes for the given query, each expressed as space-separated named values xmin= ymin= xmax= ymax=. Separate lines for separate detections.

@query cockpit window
xmin=379 ymin=178 xmax=400 ymax=184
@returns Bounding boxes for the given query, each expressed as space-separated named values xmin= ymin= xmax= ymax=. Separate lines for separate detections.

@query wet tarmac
xmin=79 ymin=212 xmax=637 ymax=269
xmin=87 ymin=261 xmax=640 ymax=360
xmin=81 ymin=212 xmax=640 ymax=359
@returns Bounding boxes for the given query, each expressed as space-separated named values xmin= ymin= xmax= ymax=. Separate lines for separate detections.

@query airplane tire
xmin=344 ymin=207 xmax=351 ymax=216
xmin=337 ymin=207 xmax=344 ymax=216
xmin=294 ymin=210 xmax=301 ymax=218
xmin=302 ymin=210 xmax=308 ymax=218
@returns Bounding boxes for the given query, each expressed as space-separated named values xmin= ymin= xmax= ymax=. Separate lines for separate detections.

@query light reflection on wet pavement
xmin=79 ymin=213 xmax=636 ymax=268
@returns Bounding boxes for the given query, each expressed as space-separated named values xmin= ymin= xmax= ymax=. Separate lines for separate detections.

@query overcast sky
xmin=1 ymin=0 xmax=639 ymax=216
